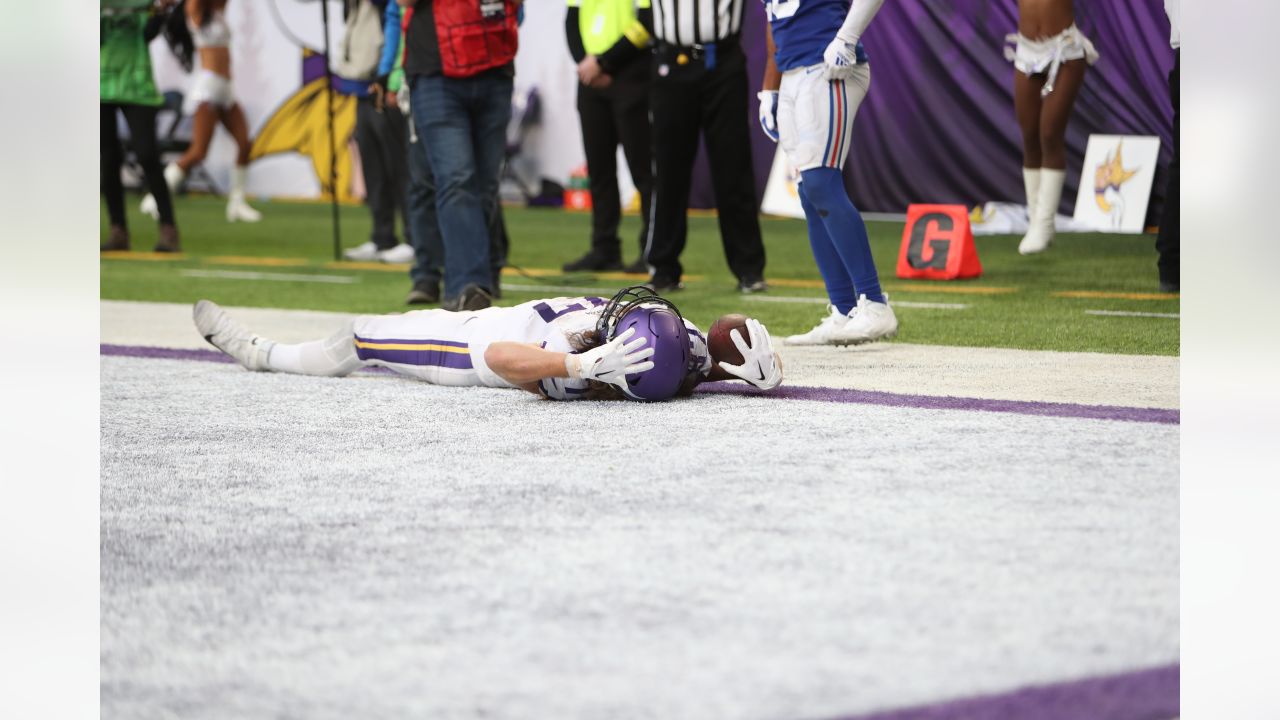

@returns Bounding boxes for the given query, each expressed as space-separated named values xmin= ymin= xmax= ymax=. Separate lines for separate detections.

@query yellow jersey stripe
xmin=353 ymin=340 xmax=471 ymax=354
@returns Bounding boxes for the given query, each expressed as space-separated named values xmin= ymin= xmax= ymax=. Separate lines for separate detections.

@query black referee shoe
xmin=622 ymin=257 xmax=648 ymax=275
xmin=738 ymin=276 xmax=768 ymax=294
xmin=562 ymin=250 xmax=624 ymax=273
xmin=644 ymin=275 xmax=684 ymax=293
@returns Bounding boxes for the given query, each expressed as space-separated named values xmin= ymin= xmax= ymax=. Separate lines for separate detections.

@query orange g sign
xmin=896 ymin=204 xmax=983 ymax=280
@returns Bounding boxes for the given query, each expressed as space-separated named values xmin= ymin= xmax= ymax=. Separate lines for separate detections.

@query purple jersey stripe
xmin=355 ymin=345 xmax=474 ymax=370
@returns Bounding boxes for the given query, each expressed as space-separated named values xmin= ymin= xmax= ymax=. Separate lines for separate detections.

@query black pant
xmin=355 ymin=96 xmax=410 ymax=250
xmin=645 ymin=41 xmax=766 ymax=283
xmin=101 ymin=103 xmax=174 ymax=227
xmin=1155 ymin=50 xmax=1179 ymax=287
xmin=577 ymin=60 xmax=652 ymax=260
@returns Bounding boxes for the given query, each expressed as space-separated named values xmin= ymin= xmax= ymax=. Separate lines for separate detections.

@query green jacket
xmin=100 ymin=8 xmax=163 ymax=106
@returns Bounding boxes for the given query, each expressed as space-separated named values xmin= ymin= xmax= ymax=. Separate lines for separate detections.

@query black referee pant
xmin=1155 ymin=49 xmax=1179 ymax=290
xmin=578 ymin=60 xmax=652 ymax=262
xmin=645 ymin=39 xmax=766 ymax=284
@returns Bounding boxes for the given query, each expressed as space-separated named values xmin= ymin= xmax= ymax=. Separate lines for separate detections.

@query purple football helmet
xmin=597 ymin=286 xmax=699 ymax=401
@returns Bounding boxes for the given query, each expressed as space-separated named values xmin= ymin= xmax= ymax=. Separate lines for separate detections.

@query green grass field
xmin=101 ymin=195 xmax=1179 ymax=356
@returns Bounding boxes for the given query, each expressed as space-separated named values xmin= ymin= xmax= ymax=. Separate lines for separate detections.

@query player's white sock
xmin=266 ymin=322 xmax=362 ymax=377
xmin=1022 ymin=167 xmax=1041 ymax=222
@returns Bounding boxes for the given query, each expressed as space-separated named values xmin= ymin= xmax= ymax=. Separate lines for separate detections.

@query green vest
xmin=100 ymin=9 xmax=163 ymax=107
xmin=570 ymin=0 xmax=651 ymax=57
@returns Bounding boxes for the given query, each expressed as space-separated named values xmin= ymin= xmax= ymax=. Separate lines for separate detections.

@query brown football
xmin=708 ymin=314 xmax=751 ymax=366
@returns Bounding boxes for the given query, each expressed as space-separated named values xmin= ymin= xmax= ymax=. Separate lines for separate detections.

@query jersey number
xmin=767 ymin=0 xmax=800 ymax=21
xmin=532 ymin=297 xmax=605 ymax=323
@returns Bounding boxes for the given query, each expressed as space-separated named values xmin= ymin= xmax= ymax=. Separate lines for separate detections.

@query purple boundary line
xmin=823 ymin=663 xmax=1178 ymax=720
xmin=101 ymin=344 xmax=1179 ymax=425
xmin=696 ymin=381 xmax=1178 ymax=424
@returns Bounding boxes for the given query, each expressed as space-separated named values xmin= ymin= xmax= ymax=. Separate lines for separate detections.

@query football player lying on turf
xmin=193 ymin=286 xmax=783 ymax=402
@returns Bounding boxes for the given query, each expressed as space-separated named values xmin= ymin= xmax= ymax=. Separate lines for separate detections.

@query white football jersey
xmin=352 ymin=296 xmax=710 ymax=400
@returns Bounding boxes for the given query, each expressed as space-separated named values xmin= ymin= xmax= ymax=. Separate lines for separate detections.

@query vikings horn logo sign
xmin=1093 ymin=141 xmax=1140 ymax=228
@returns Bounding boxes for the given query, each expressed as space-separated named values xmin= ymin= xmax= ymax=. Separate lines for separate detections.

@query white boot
xmin=1021 ymin=167 xmax=1041 ymax=227
xmin=141 ymin=163 xmax=186 ymax=220
xmin=1019 ymin=168 xmax=1063 ymax=255
xmin=226 ymin=166 xmax=262 ymax=222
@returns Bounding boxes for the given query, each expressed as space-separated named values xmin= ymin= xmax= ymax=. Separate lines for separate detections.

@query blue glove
xmin=757 ymin=90 xmax=779 ymax=143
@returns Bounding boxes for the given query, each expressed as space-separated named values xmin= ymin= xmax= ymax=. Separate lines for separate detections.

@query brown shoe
xmin=154 ymin=224 xmax=181 ymax=253
xmin=100 ymin=225 xmax=130 ymax=252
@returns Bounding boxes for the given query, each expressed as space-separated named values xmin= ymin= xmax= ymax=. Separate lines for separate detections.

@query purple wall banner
xmin=691 ymin=0 xmax=1176 ymax=217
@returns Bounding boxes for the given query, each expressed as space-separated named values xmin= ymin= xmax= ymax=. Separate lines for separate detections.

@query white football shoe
xmin=343 ymin=241 xmax=382 ymax=261
xmin=831 ymin=294 xmax=898 ymax=345
xmin=378 ymin=243 xmax=415 ymax=264
xmin=226 ymin=196 xmax=263 ymax=223
xmin=193 ymin=300 xmax=274 ymax=371
xmin=784 ymin=304 xmax=850 ymax=346
xmin=139 ymin=193 xmax=159 ymax=220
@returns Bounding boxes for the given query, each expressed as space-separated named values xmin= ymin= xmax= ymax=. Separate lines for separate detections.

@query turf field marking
xmin=766 ymin=278 xmax=1017 ymax=295
xmin=886 ymin=283 xmax=1018 ymax=295
xmin=205 ymin=256 xmax=310 ymax=267
xmin=504 ymin=267 xmax=703 ymax=281
xmin=1056 ymin=290 xmax=1179 ymax=300
xmin=323 ymin=261 xmax=406 ymax=272
xmin=1085 ymin=310 xmax=1179 ymax=319
xmin=99 ymin=343 xmax=1179 ymax=424
xmin=179 ymin=269 xmax=357 ymax=284
xmin=743 ymin=295 xmax=968 ymax=310
xmin=100 ymin=251 xmax=185 ymax=261
xmin=835 ymin=663 xmax=1178 ymax=720
xmin=503 ymin=282 xmax=618 ymax=295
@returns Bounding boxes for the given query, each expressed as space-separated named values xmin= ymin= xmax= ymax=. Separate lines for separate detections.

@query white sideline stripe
xmin=745 ymin=295 xmax=968 ymax=310
xmin=1085 ymin=310 xmax=1180 ymax=319
xmin=180 ymin=269 xmax=358 ymax=284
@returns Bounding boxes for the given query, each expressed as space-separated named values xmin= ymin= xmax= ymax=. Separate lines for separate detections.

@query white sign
xmin=1072 ymin=134 xmax=1162 ymax=233
xmin=760 ymin=147 xmax=805 ymax=219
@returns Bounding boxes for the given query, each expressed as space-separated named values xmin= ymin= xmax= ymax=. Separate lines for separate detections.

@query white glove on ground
xmin=565 ymin=327 xmax=655 ymax=389
xmin=757 ymin=90 xmax=780 ymax=142
xmin=718 ymin=318 xmax=784 ymax=390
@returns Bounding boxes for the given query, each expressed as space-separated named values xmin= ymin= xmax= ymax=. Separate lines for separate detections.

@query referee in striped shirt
xmin=643 ymin=0 xmax=767 ymax=293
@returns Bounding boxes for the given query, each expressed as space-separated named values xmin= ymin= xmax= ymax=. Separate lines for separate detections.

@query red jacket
xmin=431 ymin=0 xmax=519 ymax=78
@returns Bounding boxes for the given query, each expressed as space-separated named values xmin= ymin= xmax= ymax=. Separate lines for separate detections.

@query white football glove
xmin=822 ymin=35 xmax=860 ymax=80
xmin=565 ymin=327 xmax=655 ymax=390
xmin=717 ymin=318 xmax=784 ymax=390
xmin=757 ymin=90 xmax=779 ymax=143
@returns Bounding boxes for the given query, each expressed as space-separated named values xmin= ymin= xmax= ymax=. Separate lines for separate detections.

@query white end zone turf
xmin=102 ymin=300 xmax=1179 ymax=409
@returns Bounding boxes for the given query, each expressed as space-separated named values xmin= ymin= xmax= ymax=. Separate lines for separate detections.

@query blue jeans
xmin=409 ymin=71 xmax=512 ymax=299
xmin=406 ymin=131 xmax=444 ymax=288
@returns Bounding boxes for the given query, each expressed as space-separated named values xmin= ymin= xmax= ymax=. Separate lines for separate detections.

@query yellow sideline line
xmin=323 ymin=261 xmax=409 ymax=272
xmin=206 ymin=256 xmax=310 ymax=267
xmin=885 ymin=284 xmax=1019 ymax=296
xmin=765 ymin=278 xmax=1017 ymax=295
xmin=1054 ymin=290 xmax=1179 ymax=301
xmin=100 ymin=251 xmax=185 ymax=261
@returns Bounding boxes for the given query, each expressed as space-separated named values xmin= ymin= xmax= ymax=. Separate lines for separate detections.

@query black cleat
xmin=562 ymin=250 xmax=624 ymax=273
